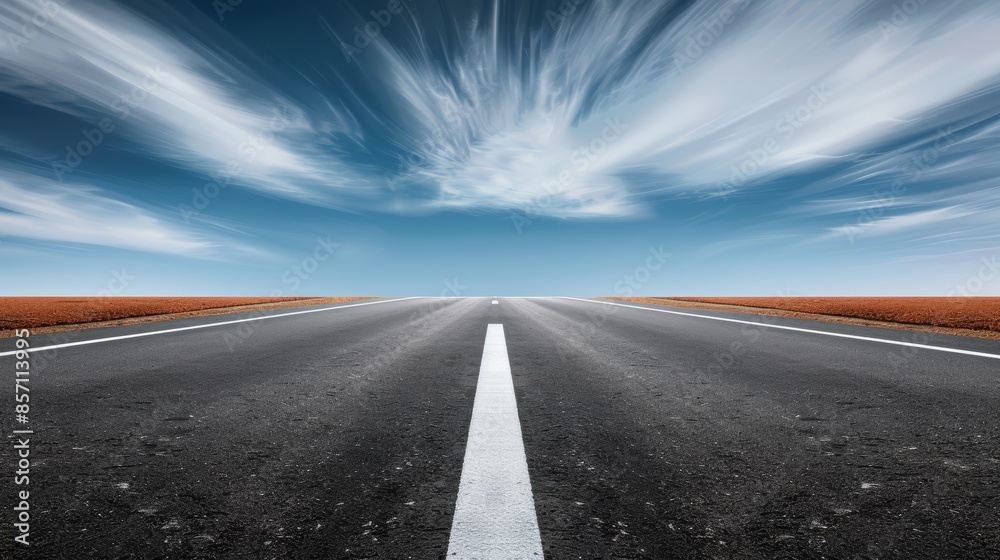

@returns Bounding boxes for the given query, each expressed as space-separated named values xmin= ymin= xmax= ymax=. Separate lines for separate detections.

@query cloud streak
xmin=369 ymin=0 xmax=1000 ymax=219
xmin=0 ymin=0 xmax=373 ymax=205
xmin=0 ymin=0 xmax=998 ymax=261
xmin=0 ymin=174 xmax=219 ymax=256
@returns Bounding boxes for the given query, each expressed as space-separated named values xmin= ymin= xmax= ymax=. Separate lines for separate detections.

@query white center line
xmin=447 ymin=324 xmax=543 ymax=559
xmin=561 ymin=297 xmax=1000 ymax=360
xmin=491 ymin=300 xmax=499 ymax=305
xmin=0 ymin=297 xmax=421 ymax=357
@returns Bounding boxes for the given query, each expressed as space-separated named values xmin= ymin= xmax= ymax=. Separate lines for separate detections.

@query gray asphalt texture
xmin=2 ymin=297 xmax=998 ymax=559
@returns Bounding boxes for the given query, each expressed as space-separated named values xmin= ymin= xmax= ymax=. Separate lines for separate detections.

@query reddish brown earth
xmin=607 ymin=296 xmax=1000 ymax=339
xmin=0 ymin=296 xmax=374 ymax=336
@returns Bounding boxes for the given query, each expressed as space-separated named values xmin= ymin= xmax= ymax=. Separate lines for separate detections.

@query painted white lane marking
xmin=561 ymin=297 xmax=1000 ymax=360
xmin=0 ymin=297 xmax=421 ymax=357
xmin=448 ymin=324 xmax=543 ymax=559
xmin=492 ymin=300 xmax=499 ymax=305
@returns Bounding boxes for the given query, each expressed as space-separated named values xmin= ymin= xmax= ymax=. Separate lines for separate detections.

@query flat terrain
xmin=2 ymin=297 xmax=998 ymax=559
xmin=0 ymin=296 xmax=373 ymax=336
xmin=611 ymin=296 xmax=1000 ymax=339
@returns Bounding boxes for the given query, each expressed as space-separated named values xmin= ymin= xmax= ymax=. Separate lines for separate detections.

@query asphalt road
xmin=2 ymin=297 xmax=999 ymax=559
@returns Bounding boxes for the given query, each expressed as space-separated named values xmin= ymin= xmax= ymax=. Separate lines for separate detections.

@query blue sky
xmin=0 ymin=0 xmax=998 ymax=296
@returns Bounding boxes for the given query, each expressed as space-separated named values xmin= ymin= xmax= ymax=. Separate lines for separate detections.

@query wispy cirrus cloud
xmin=0 ymin=0 xmax=372 ymax=205
xmin=0 ymin=174 xmax=219 ymax=256
xmin=0 ymin=0 xmax=998 ymax=259
xmin=3 ymin=0 xmax=1000 ymax=222
xmin=355 ymin=0 xmax=1000 ymax=221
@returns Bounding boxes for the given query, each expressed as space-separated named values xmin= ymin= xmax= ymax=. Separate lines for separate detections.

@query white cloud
xmin=0 ymin=0 xmax=368 ymax=201
xmin=365 ymin=0 xmax=1000 ymax=217
xmin=2 ymin=0 xmax=999 ymax=223
xmin=0 ymin=175 xmax=217 ymax=256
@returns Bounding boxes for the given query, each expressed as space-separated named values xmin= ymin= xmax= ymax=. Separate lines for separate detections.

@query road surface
xmin=2 ymin=297 xmax=998 ymax=558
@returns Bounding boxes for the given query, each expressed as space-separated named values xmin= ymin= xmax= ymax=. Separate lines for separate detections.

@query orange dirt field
xmin=608 ymin=297 xmax=1000 ymax=335
xmin=0 ymin=296 xmax=374 ymax=334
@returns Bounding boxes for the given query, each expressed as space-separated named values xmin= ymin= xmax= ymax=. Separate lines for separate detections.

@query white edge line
xmin=562 ymin=297 xmax=1000 ymax=360
xmin=0 ymin=297 xmax=422 ymax=357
